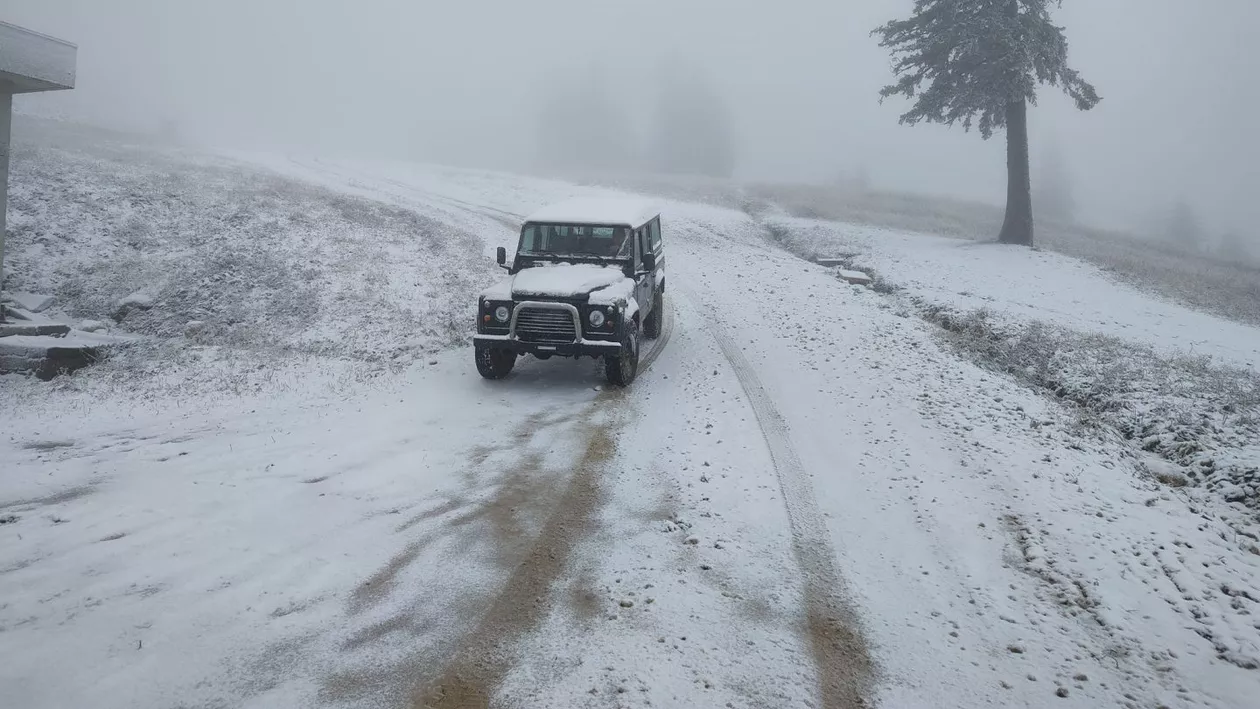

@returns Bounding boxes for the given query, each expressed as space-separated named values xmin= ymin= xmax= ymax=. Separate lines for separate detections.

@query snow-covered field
xmin=566 ymin=169 xmax=1260 ymax=329
xmin=758 ymin=216 xmax=1260 ymax=367
xmin=3 ymin=120 xmax=1259 ymax=708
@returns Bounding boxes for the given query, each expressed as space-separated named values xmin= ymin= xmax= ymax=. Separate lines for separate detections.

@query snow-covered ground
xmin=759 ymin=216 xmax=1260 ymax=368
xmin=3 ymin=122 xmax=508 ymax=398
xmin=4 ymin=128 xmax=1260 ymax=708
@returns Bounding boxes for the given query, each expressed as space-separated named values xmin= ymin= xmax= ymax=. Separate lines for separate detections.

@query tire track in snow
xmin=676 ymin=284 xmax=874 ymax=709
xmin=414 ymin=305 xmax=674 ymax=709
xmin=637 ymin=295 xmax=674 ymax=373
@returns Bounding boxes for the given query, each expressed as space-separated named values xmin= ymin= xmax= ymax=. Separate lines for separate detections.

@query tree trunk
xmin=998 ymin=98 xmax=1034 ymax=246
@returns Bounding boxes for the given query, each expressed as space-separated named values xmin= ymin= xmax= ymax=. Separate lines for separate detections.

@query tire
xmin=643 ymin=288 xmax=663 ymax=340
xmin=604 ymin=321 xmax=640 ymax=387
xmin=475 ymin=347 xmax=516 ymax=379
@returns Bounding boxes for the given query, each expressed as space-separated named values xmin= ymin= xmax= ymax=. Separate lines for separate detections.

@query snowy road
xmin=4 ymin=157 xmax=1258 ymax=709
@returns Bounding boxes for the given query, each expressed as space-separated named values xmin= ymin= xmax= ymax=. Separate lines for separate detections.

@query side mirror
xmin=496 ymin=247 xmax=507 ymax=266
xmin=641 ymin=252 xmax=656 ymax=272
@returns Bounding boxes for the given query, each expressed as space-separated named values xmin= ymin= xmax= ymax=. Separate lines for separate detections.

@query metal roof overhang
xmin=0 ymin=21 xmax=77 ymax=93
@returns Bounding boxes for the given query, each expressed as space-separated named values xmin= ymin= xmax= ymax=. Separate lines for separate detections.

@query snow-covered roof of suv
xmin=523 ymin=198 xmax=659 ymax=228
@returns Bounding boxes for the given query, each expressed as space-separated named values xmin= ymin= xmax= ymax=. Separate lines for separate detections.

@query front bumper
xmin=476 ymin=300 xmax=622 ymax=358
xmin=474 ymin=334 xmax=621 ymax=358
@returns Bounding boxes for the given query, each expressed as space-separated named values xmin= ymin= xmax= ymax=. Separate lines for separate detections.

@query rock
xmin=619 ymin=599 xmax=634 ymax=608
xmin=112 ymin=291 xmax=156 ymax=321
xmin=1220 ymin=484 xmax=1247 ymax=502
xmin=1056 ymin=687 xmax=1069 ymax=698
xmin=4 ymin=291 xmax=57 ymax=313
xmin=121 ymin=291 xmax=155 ymax=309
xmin=1007 ymin=644 xmax=1025 ymax=654
xmin=0 ymin=322 xmax=71 ymax=337
xmin=838 ymin=269 xmax=873 ymax=286
xmin=1145 ymin=458 xmax=1189 ymax=488
xmin=0 ymin=333 xmax=105 ymax=379
xmin=78 ymin=320 xmax=108 ymax=333
xmin=184 ymin=320 xmax=206 ymax=337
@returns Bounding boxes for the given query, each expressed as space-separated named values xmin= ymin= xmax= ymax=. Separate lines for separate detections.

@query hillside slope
xmin=4 ymin=117 xmax=505 ymax=392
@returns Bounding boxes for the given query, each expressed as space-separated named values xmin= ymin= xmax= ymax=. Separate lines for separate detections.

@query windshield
xmin=518 ymin=223 xmax=632 ymax=259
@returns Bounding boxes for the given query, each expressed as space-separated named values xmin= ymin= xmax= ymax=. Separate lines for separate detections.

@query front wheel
xmin=605 ymin=322 xmax=640 ymax=387
xmin=475 ymin=347 xmax=516 ymax=379
xmin=643 ymin=288 xmax=663 ymax=339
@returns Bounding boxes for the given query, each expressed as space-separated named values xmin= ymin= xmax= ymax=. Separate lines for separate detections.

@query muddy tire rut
xmin=413 ymin=305 xmax=674 ymax=708
xmin=416 ymin=417 xmax=617 ymax=709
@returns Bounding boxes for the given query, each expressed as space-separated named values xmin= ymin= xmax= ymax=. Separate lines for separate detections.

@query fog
xmin=3 ymin=0 xmax=1257 ymax=240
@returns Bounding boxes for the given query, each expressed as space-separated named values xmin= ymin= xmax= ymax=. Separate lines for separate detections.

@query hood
xmin=509 ymin=263 xmax=629 ymax=299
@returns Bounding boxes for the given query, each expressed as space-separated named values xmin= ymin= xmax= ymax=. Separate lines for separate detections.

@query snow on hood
xmin=588 ymin=278 xmax=635 ymax=307
xmin=480 ymin=276 xmax=513 ymax=301
xmin=509 ymin=263 xmax=629 ymax=299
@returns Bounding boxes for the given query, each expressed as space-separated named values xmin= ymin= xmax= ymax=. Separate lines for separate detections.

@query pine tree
xmin=873 ymin=0 xmax=1100 ymax=246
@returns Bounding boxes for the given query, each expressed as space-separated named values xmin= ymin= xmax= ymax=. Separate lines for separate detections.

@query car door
xmin=633 ymin=226 xmax=653 ymax=324
xmin=649 ymin=216 xmax=664 ymax=290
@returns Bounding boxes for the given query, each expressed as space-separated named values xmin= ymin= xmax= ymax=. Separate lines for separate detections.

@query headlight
xmin=494 ymin=305 xmax=510 ymax=323
xmin=588 ymin=309 xmax=606 ymax=328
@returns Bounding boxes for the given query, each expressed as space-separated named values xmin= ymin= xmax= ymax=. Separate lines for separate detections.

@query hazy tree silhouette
xmin=534 ymin=66 xmax=635 ymax=173
xmin=1164 ymin=199 xmax=1203 ymax=252
xmin=650 ymin=57 xmax=736 ymax=179
xmin=873 ymin=0 xmax=1100 ymax=246
xmin=1218 ymin=231 xmax=1252 ymax=263
xmin=1035 ymin=139 xmax=1075 ymax=223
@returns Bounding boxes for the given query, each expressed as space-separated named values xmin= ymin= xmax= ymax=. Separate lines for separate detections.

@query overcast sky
xmin=3 ymin=0 xmax=1257 ymax=238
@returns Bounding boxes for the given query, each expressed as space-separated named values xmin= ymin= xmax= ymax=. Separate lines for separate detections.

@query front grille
xmin=515 ymin=307 xmax=578 ymax=343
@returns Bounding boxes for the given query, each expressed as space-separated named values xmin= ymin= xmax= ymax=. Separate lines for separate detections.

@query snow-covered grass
xmin=5 ymin=117 xmax=498 ymax=396
xmin=929 ymin=309 xmax=1260 ymax=510
xmin=1047 ymin=225 xmax=1260 ymax=329
xmin=762 ymin=215 xmax=1260 ymax=367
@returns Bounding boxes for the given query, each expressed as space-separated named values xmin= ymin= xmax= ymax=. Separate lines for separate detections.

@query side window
xmin=649 ymin=218 xmax=661 ymax=250
xmin=637 ymin=228 xmax=649 ymax=263
xmin=520 ymin=225 xmax=538 ymax=252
